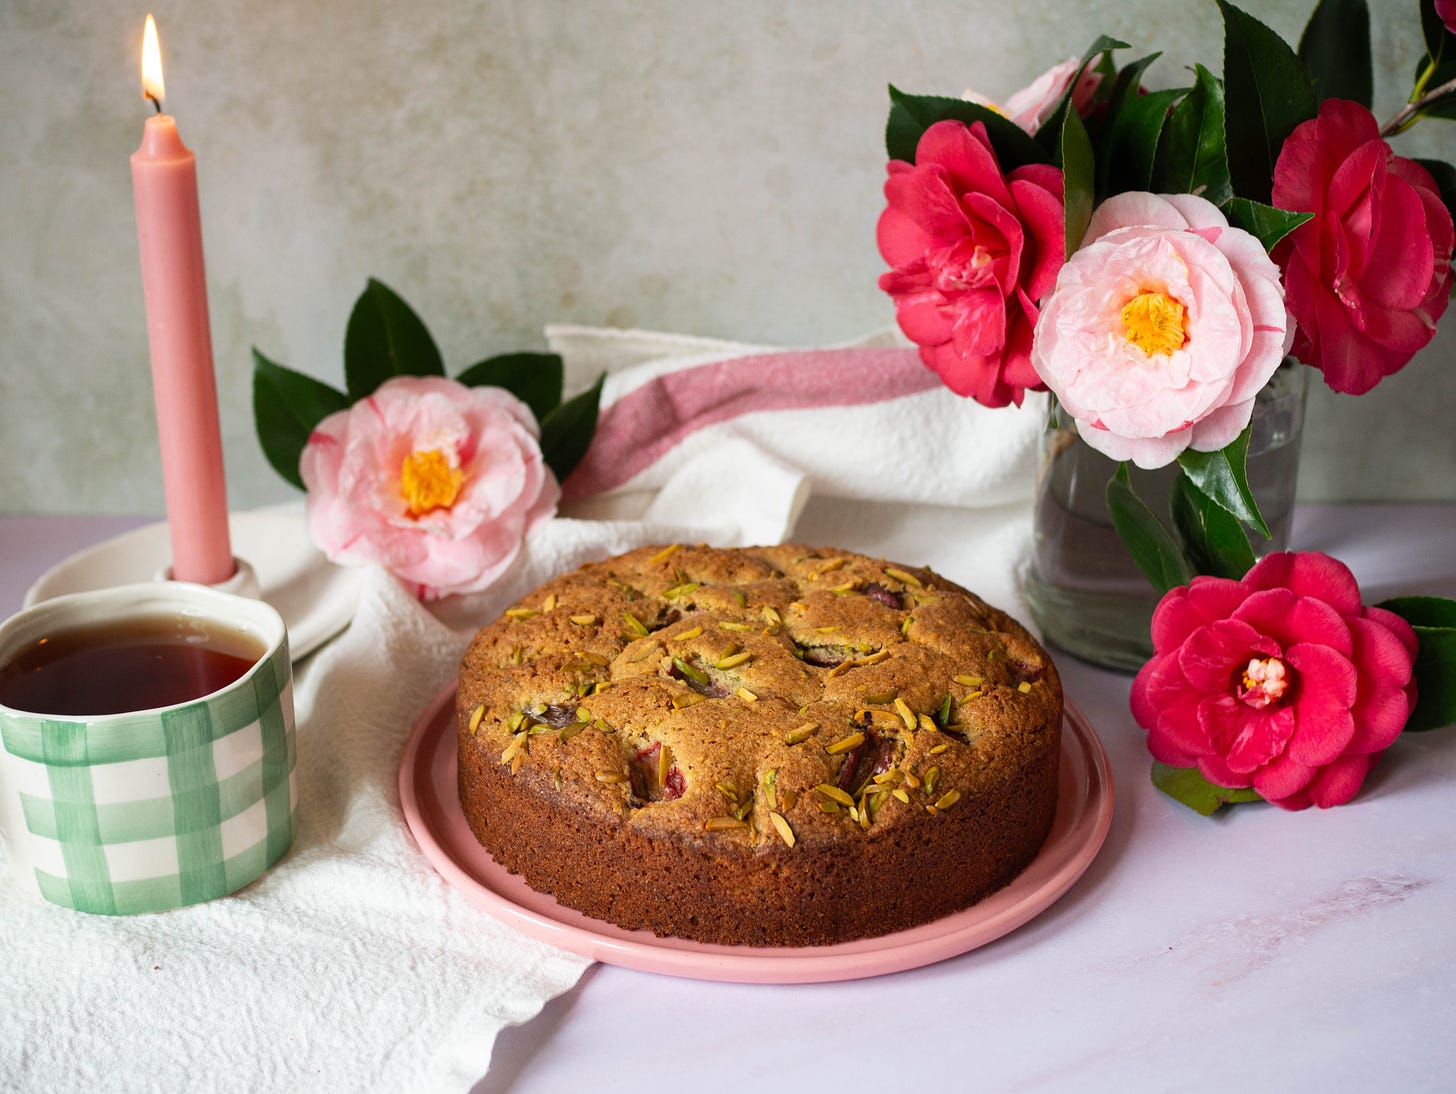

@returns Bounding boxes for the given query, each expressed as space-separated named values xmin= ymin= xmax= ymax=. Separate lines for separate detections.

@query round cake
xmin=456 ymin=543 xmax=1062 ymax=947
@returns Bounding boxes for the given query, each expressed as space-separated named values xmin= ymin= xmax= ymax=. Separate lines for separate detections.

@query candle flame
xmin=141 ymin=15 xmax=165 ymax=109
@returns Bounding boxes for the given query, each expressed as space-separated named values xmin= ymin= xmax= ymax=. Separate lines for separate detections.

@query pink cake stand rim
xmin=399 ymin=684 xmax=1113 ymax=984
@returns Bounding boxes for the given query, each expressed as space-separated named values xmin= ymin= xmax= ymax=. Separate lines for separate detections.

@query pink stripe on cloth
xmin=561 ymin=347 xmax=937 ymax=502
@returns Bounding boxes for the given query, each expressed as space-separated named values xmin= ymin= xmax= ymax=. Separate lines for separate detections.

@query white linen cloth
xmin=0 ymin=327 xmax=1044 ymax=1092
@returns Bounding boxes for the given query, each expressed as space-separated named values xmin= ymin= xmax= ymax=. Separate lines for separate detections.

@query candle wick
xmin=146 ymin=92 xmax=163 ymax=115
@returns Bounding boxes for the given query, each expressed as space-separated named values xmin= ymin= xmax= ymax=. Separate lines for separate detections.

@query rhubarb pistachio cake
xmin=456 ymin=544 xmax=1062 ymax=947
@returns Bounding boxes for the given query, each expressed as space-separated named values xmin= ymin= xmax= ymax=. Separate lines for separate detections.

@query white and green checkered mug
xmin=0 ymin=583 xmax=296 ymax=914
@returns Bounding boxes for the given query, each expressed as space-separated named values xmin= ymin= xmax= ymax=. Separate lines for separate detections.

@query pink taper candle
xmin=130 ymin=15 xmax=234 ymax=585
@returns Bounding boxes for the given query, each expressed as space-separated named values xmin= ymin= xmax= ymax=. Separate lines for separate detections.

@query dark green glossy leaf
xmin=1417 ymin=90 xmax=1456 ymax=120
xmin=1034 ymin=35 xmax=1132 ymax=160
xmin=1381 ymin=595 xmax=1456 ymax=630
xmin=1298 ymin=0 xmax=1372 ymax=106
xmin=1171 ymin=472 xmax=1257 ymax=579
xmin=1222 ymin=197 xmax=1313 ymax=252
xmin=251 ymin=349 xmax=350 ymax=490
xmin=454 ymin=352 xmax=564 ymax=424
xmin=1422 ymin=0 xmax=1456 ymax=69
xmin=1104 ymin=52 xmax=1162 ymax=117
xmin=343 ymin=278 xmax=445 ymax=401
xmin=1217 ymin=0 xmax=1318 ymax=204
xmin=1379 ymin=595 xmax=1456 ymax=732
xmin=1061 ymin=106 xmax=1094 ymax=258
xmin=1090 ymin=50 xmax=1120 ymax=95
xmin=1093 ymin=52 xmax=1163 ymax=195
xmin=1413 ymin=32 xmax=1456 ymax=117
xmin=1104 ymin=86 xmax=1188 ymax=197
xmin=1176 ymin=425 xmax=1271 ymax=539
xmin=1402 ymin=626 xmax=1456 ymax=733
xmin=885 ymin=86 xmax=1048 ymax=169
xmin=1106 ymin=463 xmax=1194 ymax=595
xmin=1152 ymin=63 xmax=1232 ymax=204
xmin=1151 ymin=762 xmax=1263 ymax=815
xmin=539 ymin=372 xmax=605 ymax=483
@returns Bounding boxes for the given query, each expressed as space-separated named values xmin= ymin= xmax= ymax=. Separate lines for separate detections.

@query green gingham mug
xmin=0 ymin=583 xmax=296 ymax=914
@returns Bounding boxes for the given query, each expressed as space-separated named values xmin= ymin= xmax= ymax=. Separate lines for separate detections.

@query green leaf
xmin=1170 ymin=472 xmax=1257 ymax=579
xmin=1061 ymin=107 xmax=1094 ymax=258
xmin=539 ymin=372 xmax=605 ymax=483
xmin=1103 ymin=86 xmax=1189 ymax=197
xmin=1034 ymin=35 xmax=1132 ymax=161
xmin=1414 ymin=159 xmax=1456 ymax=242
xmin=1217 ymin=0 xmax=1318 ymax=204
xmin=454 ymin=352 xmax=564 ymax=424
xmin=1151 ymin=762 xmax=1263 ymax=815
xmin=1103 ymin=52 xmax=1163 ymax=118
xmin=1404 ymin=6 xmax=1456 ymax=125
xmin=1379 ymin=595 xmax=1456 ymax=733
xmin=1298 ymin=0 xmax=1372 ymax=106
xmin=1422 ymin=0 xmax=1456 ymax=70
xmin=1404 ymin=626 xmax=1456 ymax=731
xmin=1176 ymin=425 xmax=1271 ymax=539
xmin=343 ymin=278 xmax=445 ymax=401
xmin=1089 ymin=51 xmax=1120 ymax=96
xmin=1152 ymin=63 xmax=1233 ymax=204
xmin=1106 ymin=463 xmax=1194 ymax=595
xmin=251 ymin=349 xmax=350 ymax=491
xmin=1092 ymin=52 xmax=1164 ymax=195
xmin=885 ymin=86 xmax=1048 ymax=170
xmin=1381 ymin=595 xmax=1456 ymax=630
xmin=1222 ymin=197 xmax=1314 ymax=252
xmin=1416 ymin=89 xmax=1456 ymax=121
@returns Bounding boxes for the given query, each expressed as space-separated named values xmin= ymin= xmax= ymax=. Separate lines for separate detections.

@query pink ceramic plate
xmin=399 ymin=685 xmax=1113 ymax=984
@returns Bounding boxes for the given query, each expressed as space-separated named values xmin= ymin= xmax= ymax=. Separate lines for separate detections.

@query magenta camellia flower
xmin=1131 ymin=552 xmax=1418 ymax=810
xmin=301 ymin=375 xmax=559 ymax=600
xmin=1031 ymin=191 xmax=1290 ymax=468
xmin=1436 ymin=0 xmax=1456 ymax=33
xmin=877 ymin=119 xmax=1065 ymax=408
xmin=1272 ymin=99 xmax=1454 ymax=395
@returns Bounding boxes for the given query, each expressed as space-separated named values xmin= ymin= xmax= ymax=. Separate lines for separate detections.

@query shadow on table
xmin=471 ymin=967 xmax=598 ymax=1093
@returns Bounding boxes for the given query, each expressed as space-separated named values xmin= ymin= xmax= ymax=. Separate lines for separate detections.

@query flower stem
xmin=1381 ymin=74 xmax=1456 ymax=138
xmin=1413 ymin=57 xmax=1435 ymax=101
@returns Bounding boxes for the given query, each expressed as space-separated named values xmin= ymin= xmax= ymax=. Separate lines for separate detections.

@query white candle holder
xmin=25 ymin=508 xmax=359 ymax=662
xmin=155 ymin=557 xmax=262 ymax=599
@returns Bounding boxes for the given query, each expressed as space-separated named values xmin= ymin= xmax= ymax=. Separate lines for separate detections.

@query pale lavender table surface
xmin=2 ymin=504 xmax=1454 ymax=1092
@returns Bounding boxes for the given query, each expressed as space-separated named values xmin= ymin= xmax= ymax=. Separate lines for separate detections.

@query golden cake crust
xmin=456 ymin=543 xmax=1062 ymax=946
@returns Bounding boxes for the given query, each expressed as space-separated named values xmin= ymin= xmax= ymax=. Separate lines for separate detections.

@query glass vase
xmin=1023 ymin=363 xmax=1310 ymax=672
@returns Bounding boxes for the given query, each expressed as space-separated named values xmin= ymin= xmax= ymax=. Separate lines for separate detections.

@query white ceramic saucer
xmin=23 ymin=504 xmax=360 ymax=661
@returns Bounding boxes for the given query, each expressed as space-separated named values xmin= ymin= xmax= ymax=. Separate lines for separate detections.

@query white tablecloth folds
xmin=0 ymin=328 xmax=1045 ymax=1091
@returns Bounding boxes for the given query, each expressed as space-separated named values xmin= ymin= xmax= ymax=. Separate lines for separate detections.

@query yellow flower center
xmin=1238 ymin=657 xmax=1289 ymax=710
xmin=1121 ymin=291 xmax=1188 ymax=356
xmin=400 ymin=448 xmax=464 ymax=517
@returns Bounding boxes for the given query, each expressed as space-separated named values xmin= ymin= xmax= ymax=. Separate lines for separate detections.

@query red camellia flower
xmin=1437 ymin=0 xmax=1456 ymax=33
xmin=877 ymin=119 xmax=1064 ymax=408
xmin=1131 ymin=552 xmax=1418 ymax=810
xmin=1272 ymin=99 xmax=1454 ymax=395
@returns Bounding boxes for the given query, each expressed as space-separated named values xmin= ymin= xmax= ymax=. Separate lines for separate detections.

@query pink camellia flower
xmin=877 ymin=119 xmax=1064 ymax=407
xmin=995 ymin=56 xmax=1102 ymax=136
xmin=1131 ymin=552 xmax=1418 ymax=810
xmin=301 ymin=375 xmax=559 ymax=600
xmin=1031 ymin=191 xmax=1290 ymax=467
xmin=1272 ymin=99 xmax=1454 ymax=394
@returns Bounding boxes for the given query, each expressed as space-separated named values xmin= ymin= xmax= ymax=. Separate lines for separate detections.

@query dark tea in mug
xmin=0 ymin=614 xmax=267 ymax=716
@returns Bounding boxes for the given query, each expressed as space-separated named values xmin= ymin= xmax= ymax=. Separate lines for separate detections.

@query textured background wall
xmin=1 ymin=0 xmax=1451 ymax=515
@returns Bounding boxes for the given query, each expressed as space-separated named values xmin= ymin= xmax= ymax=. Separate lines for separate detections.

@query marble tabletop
xmin=3 ymin=502 xmax=1453 ymax=1092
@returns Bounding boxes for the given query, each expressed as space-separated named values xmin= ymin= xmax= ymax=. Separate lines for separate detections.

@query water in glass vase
xmin=1023 ymin=363 xmax=1308 ymax=672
